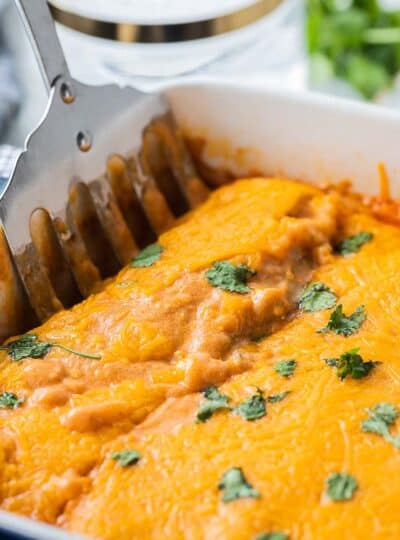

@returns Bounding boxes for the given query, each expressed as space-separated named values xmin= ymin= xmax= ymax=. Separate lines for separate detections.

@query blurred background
xmin=0 ymin=0 xmax=399 ymax=153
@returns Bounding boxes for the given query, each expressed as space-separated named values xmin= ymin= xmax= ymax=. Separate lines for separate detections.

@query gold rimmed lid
xmin=49 ymin=0 xmax=283 ymax=44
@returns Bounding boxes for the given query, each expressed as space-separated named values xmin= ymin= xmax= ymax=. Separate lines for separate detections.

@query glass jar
xmin=48 ymin=0 xmax=300 ymax=89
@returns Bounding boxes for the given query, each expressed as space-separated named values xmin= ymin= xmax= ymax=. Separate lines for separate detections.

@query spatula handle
xmin=14 ymin=0 xmax=71 ymax=93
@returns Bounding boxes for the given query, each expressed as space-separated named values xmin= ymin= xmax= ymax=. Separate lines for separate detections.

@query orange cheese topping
xmin=0 ymin=177 xmax=399 ymax=539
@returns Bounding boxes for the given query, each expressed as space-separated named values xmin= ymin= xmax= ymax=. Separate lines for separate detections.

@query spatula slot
xmin=14 ymin=243 xmax=63 ymax=322
xmin=141 ymin=120 xmax=191 ymax=217
xmin=29 ymin=207 xmax=81 ymax=309
xmin=68 ymin=181 xmax=120 ymax=278
xmin=107 ymin=155 xmax=156 ymax=248
xmin=88 ymin=177 xmax=138 ymax=265
xmin=0 ymin=229 xmax=38 ymax=339
xmin=55 ymin=208 xmax=101 ymax=298
xmin=145 ymin=113 xmax=210 ymax=208
xmin=134 ymin=172 xmax=175 ymax=235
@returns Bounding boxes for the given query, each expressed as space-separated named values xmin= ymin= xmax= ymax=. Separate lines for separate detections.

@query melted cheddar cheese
xmin=0 ymin=177 xmax=399 ymax=539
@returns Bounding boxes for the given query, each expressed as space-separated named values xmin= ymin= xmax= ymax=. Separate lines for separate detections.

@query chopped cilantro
xmin=218 ymin=467 xmax=260 ymax=502
xmin=318 ymin=304 xmax=366 ymax=336
xmin=111 ymin=449 xmax=141 ymax=467
xmin=0 ymin=334 xmax=51 ymax=361
xmin=131 ymin=243 xmax=163 ymax=268
xmin=267 ymin=391 xmax=291 ymax=403
xmin=325 ymin=472 xmax=358 ymax=501
xmin=274 ymin=359 xmax=296 ymax=378
xmin=196 ymin=386 xmax=231 ymax=423
xmin=337 ymin=232 xmax=373 ymax=255
xmin=361 ymin=402 xmax=400 ymax=449
xmin=234 ymin=389 xmax=266 ymax=421
xmin=253 ymin=533 xmax=288 ymax=540
xmin=324 ymin=348 xmax=377 ymax=380
xmin=0 ymin=334 xmax=101 ymax=361
xmin=52 ymin=342 xmax=101 ymax=360
xmin=299 ymin=282 xmax=337 ymax=312
xmin=306 ymin=0 xmax=400 ymax=100
xmin=0 ymin=392 xmax=23 ymax=409
xmin=365 ymin=402 xmax=398 ymax=425
xmin=205 ymin=261 xmax=256 ymax=294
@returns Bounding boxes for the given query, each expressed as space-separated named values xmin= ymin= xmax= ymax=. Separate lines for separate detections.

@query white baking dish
xmin=168 ymin=80 xmax=400 ymax=197
xmin=1 ymin=80 xmax=400 ymax=539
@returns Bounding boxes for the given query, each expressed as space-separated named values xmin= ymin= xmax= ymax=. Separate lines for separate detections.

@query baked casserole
xmin=0 ymin=153 xmax=400 ymax=539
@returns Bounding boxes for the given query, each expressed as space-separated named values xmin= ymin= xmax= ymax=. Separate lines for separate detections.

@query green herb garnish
xmin=361 ymin=402 xmax=400 ymax=449
xmin=267 ymin=391 xmax=291 ymax=403
xmin=306 ymin=0 xmax=400 ymax=100
xmin=218 ymin=467 xmax=260 ymax=502
xmin=274 ymin=359 xmax=297 ymax=378
xmin=253 ymin=533 xmax=288 ymax=540
xmin=318 ymin=304 xmax=366 ymax=336
xmin=325 ymin=472 xmax=358 ymax=501
xmin=337 ymin=232 xmax=373 ymax=255
xmin=0 ymin=392 xmax=23 ymax=409
xmin=324 ymin=348 xmax=377 ymax=380
xmin=1 ymin=334 xmax=52 ymax=360
xmin=234 ymin=389 xmax=266 ymax=421
xmin=111 ymin=449 xmax=142 ymax=467
xmin=196 ymin=386 xmax=231 ymax=423
xmin=131 ymin=243 xmax=163 ymax=268
xmin=299 ymin=282 xmax=337 ymax=312
xmin=205 ymin=261 xmax=256 ymax=294
xmin=0 ymin=334 xmax=101 ymax=361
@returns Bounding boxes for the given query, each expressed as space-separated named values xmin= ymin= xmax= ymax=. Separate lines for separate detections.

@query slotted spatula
xmin=0 ymin=0 xmax=209 ymax=340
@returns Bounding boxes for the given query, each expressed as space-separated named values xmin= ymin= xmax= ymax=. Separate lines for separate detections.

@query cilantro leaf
xmin=0 ymin=334 xmax=52 ymax=361
xmin=345 ymin=53 xmax=391 ymax=100
xmin=253 ymin=533 xmax=288 ymax=540
xmin=234 ymin=389 xmax=266 ymax=421
xmin=361 ymin=402 xmax=400 ymax=448
xmin=325 ymin=472 xmax=358 ymax=501
xmin=337 ymin=232 xmax=373 ymax=255
xmin=218 ymin=467 xmax=260 ymax=502
xmin=111 ymin=449 xmax=141 ymax=467
xmin=131 ymin=243 xmax=163 ymax=268
xmin=0 ymin=334 xmax=101 ymax=361
xmin=299 ymin=282 xmax=337 ymax=312
xmin=325 ymin=359 xmax=338 ymax=367
xmin=196 ymin=386 xmax=231 ymax=423
xmin=274 ymin=359 xmax=297 ymax=378
xmin=366 ymin=402 xmax=399 ymax=425
xmin=362 ymin=414 xmax=391 ymax=439
xmin=205 ymin=261 xmax=256 ymax=294
xmin=0 ymin=392 xmax=23 ymax=409
xmin=324 ymin=348 xmax=377 ymax=380
xmin=267 ymin=391 xmax=291 ymax=403
xmin=318 ymin=304 xmax=366 ymax=336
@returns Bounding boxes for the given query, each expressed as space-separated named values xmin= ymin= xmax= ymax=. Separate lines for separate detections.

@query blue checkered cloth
xmin=0 ymin=144 xmax=19 ymax=194
xmin=0 ymin=47 xmax=19 ymax=133
xmin=0 ymin=0 xmax=20 ymax=194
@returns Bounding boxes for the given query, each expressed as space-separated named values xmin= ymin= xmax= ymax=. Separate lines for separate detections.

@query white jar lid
xmin=49 ymin=0 xmax=261 ymax=24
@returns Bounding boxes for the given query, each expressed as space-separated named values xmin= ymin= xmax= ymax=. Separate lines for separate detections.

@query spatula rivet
xmin=60 ymin=82 xmax=75 ymax=104
xmin=77 ymin=131 xmax=92 ymax=152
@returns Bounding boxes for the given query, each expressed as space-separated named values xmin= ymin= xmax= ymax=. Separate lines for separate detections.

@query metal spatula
xmin=0 ymin=0 xmax=209 ymax=340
